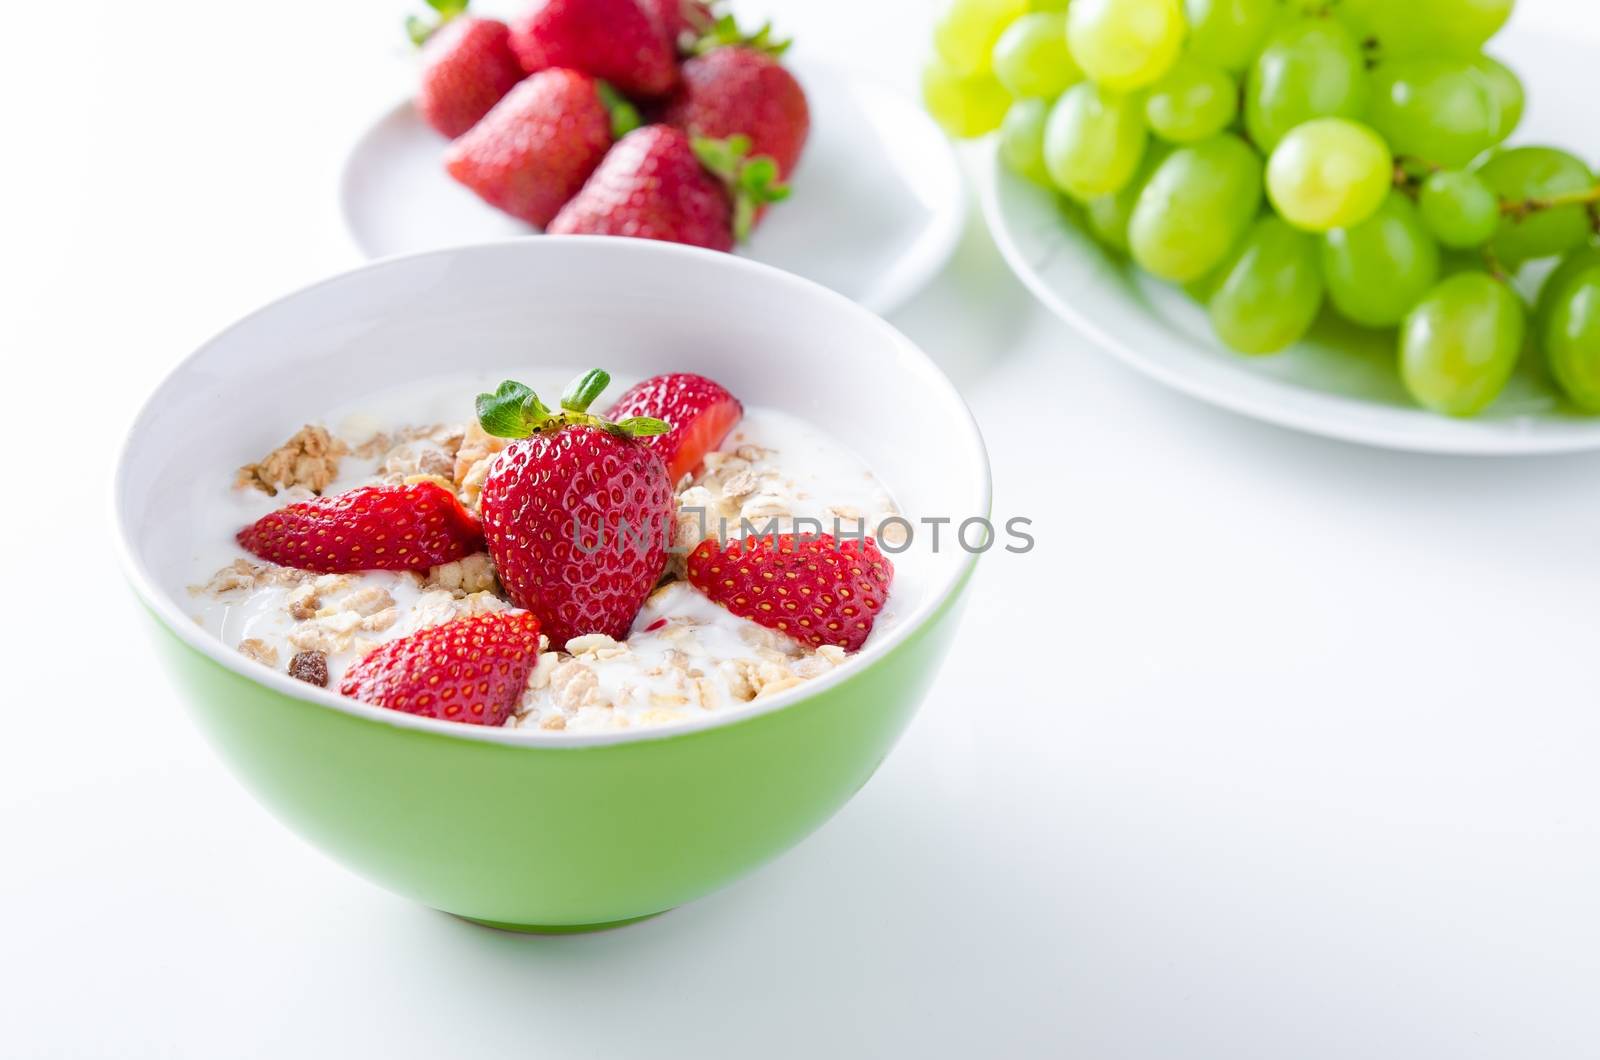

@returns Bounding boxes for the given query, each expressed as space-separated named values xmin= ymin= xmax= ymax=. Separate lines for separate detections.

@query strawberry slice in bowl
xmin=341 ymin=611 xmax=544 ymax=726
xmin=605 ymin=372 xmax=743 ymax=484
xmin=237 ymin=480 xmax=484 ymax=573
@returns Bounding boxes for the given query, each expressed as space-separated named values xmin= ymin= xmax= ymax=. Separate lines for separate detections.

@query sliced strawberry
xmin=237 ymin=481 xmax=484 ymax=573
xmin=605 ymin=373 xmax=743 ymax=483
xmin=687 ymin=533 xmax=894 ymax=652
xmin=339 ymin=612 xmax=542 ymax=726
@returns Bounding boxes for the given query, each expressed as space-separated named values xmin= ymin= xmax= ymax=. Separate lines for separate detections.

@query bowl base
xmin=453 ymin=911 xmax=666 ymax=935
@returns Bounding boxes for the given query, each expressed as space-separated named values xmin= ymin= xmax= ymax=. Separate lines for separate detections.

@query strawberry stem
xmin=477 ymin=373 xmax=671 ymax=440
xmin=691 ymin=136 xmax=791 ymax=242
xmin=405 ymin=0 xmax=471 ymax=47
xmin=595 ymin=81 xmax=642 ymax=141
xmin=689 ymin=12 xmax=792 ymax=57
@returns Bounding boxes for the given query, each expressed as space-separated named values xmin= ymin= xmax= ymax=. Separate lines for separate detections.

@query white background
xmin=3 ymin=1 xmax=1599 ymax=1056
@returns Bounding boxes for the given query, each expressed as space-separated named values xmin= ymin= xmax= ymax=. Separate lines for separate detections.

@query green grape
xmin=1207 ymin=216 xmax=1325 ymax=354
xmin=1086 ymin=143 xmax=1171 ymax=252
xmin=1066 ymin=0 xmax=1185 ymax=93
xmin=1000 ymin=99 xmax=1054 ymax=185
xmin=1474 ymin=55 xmax=1524 ymax=143
xmin=1027 ymin=0 xmax=1070 ymax=9
xmin=1144 ymin=60 xmax=1238 ymax=144
xmin=1245 ymin=19 xmax=1368 ymax=152
xmin=1543 ymin=264 xmax=1600 ymax=411
xmin=1401 ymin=272 xmax=1524 ymax=415
xmin=1184 ymin=0 xmax=1276 ymax=73
xmin=933 ymin=0 xmax=1029 ymax=77
xmin=1044 ymin=81 xmax=1149 ymax=201
xmin=1418 ymin=170 xmax=1500 ymax=249
xmin=1320 ymin=194 xmax=1441 ymax=328
xmin=1535 ymin=247 xmax=1600 ymax=334
xmin=1129 ymin=133 xmax=1263 ymax=282
xmin=992 ymin=13 xmax=1081 ymax=99
xmin=1477 ymin=147 xmax=1596 ymax=265
xmin=1347 ymin=0 xmax=1514 ymax=57
xmin=1367 ymin=57 xmax=1505 ymax=169
xmin=1266 ymin=118 xmax=1394 ymax=234
xmin=922 ymin=56 xmax=1012 ymax=138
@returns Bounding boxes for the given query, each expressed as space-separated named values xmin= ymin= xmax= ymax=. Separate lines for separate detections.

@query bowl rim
xmin=112 ymin=236 xmax=992 ymax=749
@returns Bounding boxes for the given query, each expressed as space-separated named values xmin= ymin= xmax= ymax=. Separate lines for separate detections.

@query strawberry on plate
xmin=409 ymin=1 xmax=526 ymax=139
xmin=509 ymin=0 xmax=678 ymax=99
xmin=687 ymin=533 xmax=894 ymax=652
xmin=475 ymin=370 xmax=676 ymax=647
xmin=663 ymin=20 xmax=809 ymax=178
xmin=605 ymin=373 xmax=742 ymax=484
xmin=237 ymin=481 xmax=483 ymax=573
xmin=547 ymin=125 xmax=788 ymax=251
xmin=340 ymin=611 xmax=543 ymax=726
xmin=445 ymin=68 xmax=639 ymax=228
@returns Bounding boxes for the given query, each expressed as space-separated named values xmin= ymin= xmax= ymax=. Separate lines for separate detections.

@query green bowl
xmin=114 ymin=238 xmax=989 ymax=932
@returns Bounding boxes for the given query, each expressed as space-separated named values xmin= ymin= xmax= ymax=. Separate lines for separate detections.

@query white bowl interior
xmin=114 ymin=237 xmax=989 ymax=744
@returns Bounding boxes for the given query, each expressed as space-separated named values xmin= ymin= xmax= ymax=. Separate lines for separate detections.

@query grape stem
xmin=1500 ymin=185 xmax=1600 ymax=221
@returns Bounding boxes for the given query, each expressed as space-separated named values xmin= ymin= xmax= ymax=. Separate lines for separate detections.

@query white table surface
xmin=4 ymin=1 xmax=1598 ymax=1056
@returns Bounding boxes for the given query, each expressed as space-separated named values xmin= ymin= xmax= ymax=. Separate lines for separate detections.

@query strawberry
xmin=508 ymin=0 xmax=678 ymax=99
xmin=409 ymin=2 xmax=526 ymax=139
xmin=445 ymin=69 xmax=639 ymax=228
xmin=474 ymin=371 xmax=676 ymax=647
xmin=340 ymin=612 xmax=543 ymax=726
xmin=663 ymin=26 xmax=809 ymax=178
xmin=547 ymin=125 xmax=788 ymax=250
xmin=687 ymin=533 xmax=894 ymax=652
xmin=642 ymin=0 xmax=715 ymax=49
xmin=237 ymin=481 xmax=483 ymax=574
xmin=605 ymin=373 xmax=742 ymax=483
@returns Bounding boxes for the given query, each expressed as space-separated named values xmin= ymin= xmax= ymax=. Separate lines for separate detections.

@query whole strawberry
xmin=687 ymin=533 xmax=894 ymax=652
xmin=237 ymin=481 xmax=483 ymax=573
xmin=340 ymin=612 xmax=543 ymax=726
xmin=445 ymin=69 xmax=639 ymax=228
xmin=409 ymin=2 xmax=525 ymax=139
xmin=548 ymin=125 xmax=788 ymax=251
xmin=605 ymin=373 xmax=742 ymax=483
xmin=509 ymin=0 xmax=677 ymax=99
xmin=476 ymin=370 xmax=675 ymax=647
xmin=664 ymin=25 xmax=809 ymax=178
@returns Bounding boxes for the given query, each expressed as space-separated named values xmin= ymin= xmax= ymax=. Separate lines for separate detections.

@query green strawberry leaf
xmin=476 ymin=380 xmax=551 ymax=438
xmin=560 ymin=369 xmax=613 ymax=414
xmin=595 ymin=82 xmax=642 ymax=141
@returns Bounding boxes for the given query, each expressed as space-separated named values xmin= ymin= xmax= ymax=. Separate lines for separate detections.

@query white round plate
xmin=340 ymin=58 xmax=964 ymax=316
xmin=980 ymin=26 xmax=1600 ymax=455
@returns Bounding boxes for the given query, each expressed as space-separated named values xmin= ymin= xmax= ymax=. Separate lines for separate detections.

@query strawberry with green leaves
xmin=664 ymin=17 xmax=810 ymax=179
xmin=475 ymin=370 xmax=676 ymax=648
xmin=409 ymin=0 xmax=526 ymax=139
xmin=548 ymin=125 xmax=788 ymax=251
xmin=445 ymin=68 xmax=640 ymax=228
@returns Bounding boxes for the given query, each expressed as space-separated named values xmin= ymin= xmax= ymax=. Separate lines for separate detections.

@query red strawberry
xmin=445 ymin=69 xmax=638 ymax=228
xmin=340 ymin=612 xmax=543 ymax=726
xmin=641 ymin=0 xmax=714 ymax=49
xmin=547 ymin=125 xmax=788 ymax=250
xmin=237 ymin=482 xmax=483 ymax=574
xmin=509 ymin=0 xmax=678 ymax=99
xmin=605 ymin=373 xmax=742 ymax=483
xmin=687 ymin=533 xmax=894 ymax=652
xmin=413 ymin=15 xmax=526 ymax=139
xmin=664 ymin=40 xmax=809 ymax=178
xmin=474 ymin=371 xmax=675 ymax=647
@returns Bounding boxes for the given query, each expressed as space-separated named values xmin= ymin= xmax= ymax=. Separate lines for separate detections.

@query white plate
xmin=980 ymin=26 xmax=1600 ymax=455
xmin=340 ymin=58 xmax=964 ymax=316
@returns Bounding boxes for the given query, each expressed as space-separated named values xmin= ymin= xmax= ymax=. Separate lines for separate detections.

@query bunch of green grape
xmin=923 ymin=0 xmax=1600 ymax=418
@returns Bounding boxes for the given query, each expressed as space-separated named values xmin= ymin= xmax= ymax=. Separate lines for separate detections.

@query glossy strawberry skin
xmin=548 ymin=124 xmax=733 ymax=251
xmin=480 ymin=424 xmax=674 ymax=648
xmin=687 ymin=533 xmax=894 ymax=652
xmin=605 ymin=373 xmax=743 ymax=484
xmin=416 ymin=17 xmax=526 ymax=139
xmin=339 ymin=612 xmax=543 ymax=727
xmin=237 ymin=482 xmax=484 ymax=574
xmin=663 ymin=47 xmax=809 ymax=178
xmin=509 ymin=0 xmax=677 ymax=99
xmin=445 ymin=69 xmax=614 ymax=228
